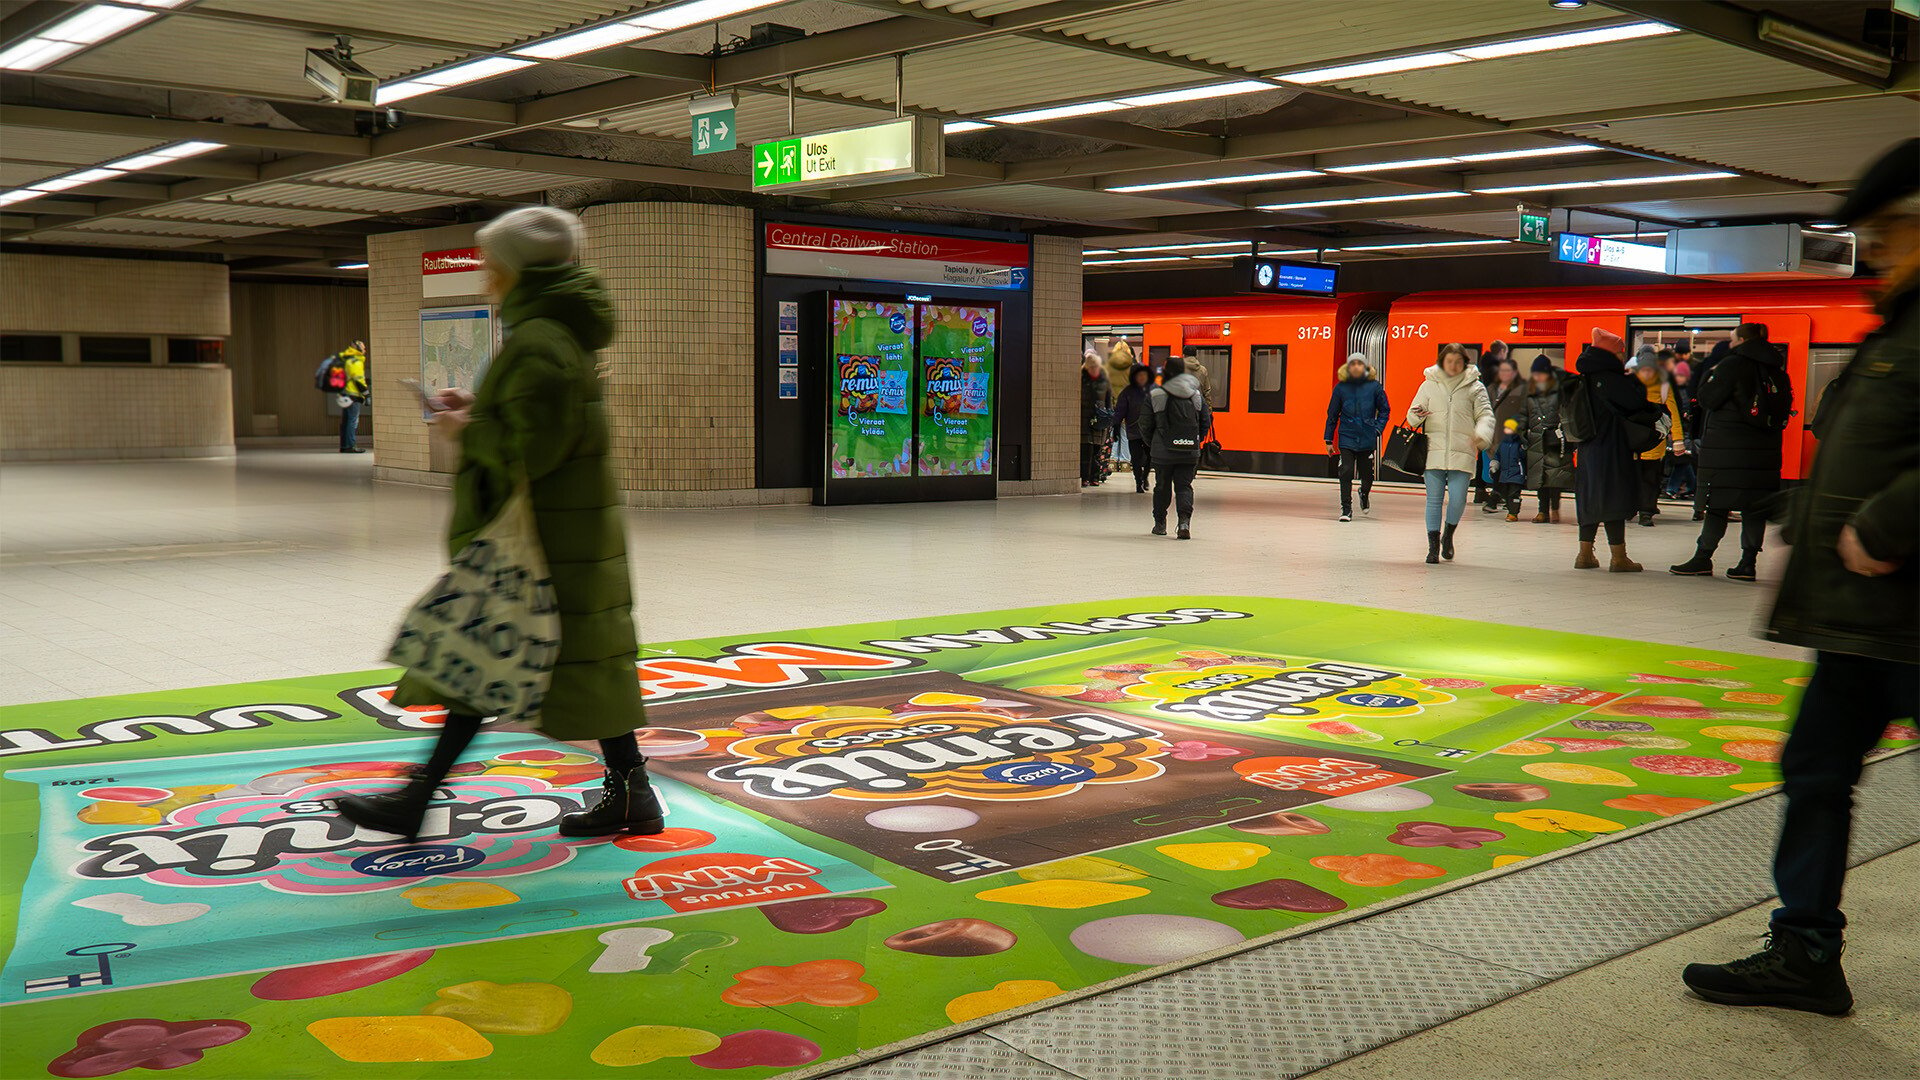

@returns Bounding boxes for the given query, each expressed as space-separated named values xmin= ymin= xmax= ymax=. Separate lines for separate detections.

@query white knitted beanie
xmin=477 ymin=206 xmax=582 ymax=272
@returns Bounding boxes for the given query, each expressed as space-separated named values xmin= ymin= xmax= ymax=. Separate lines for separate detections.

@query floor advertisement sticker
xmin=1 ymin=597 xmax=1911 ymax=1079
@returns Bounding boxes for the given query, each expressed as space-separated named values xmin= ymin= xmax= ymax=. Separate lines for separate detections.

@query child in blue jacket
xmin=1493 ymin=417 xmax=1528 ymax=521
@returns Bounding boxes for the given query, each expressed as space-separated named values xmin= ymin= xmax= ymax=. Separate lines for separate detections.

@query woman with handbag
xmin=338 ymin=207 xmax=662 ymax=841
xmin=1407 ymin=343 xmax=1495 ymax=564
xmin=1571 ymin=328 xmax=1665 ymax=571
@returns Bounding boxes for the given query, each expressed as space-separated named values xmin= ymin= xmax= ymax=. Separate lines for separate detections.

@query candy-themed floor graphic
xmin=2 ymin=597 xmax=1913 ymax=1079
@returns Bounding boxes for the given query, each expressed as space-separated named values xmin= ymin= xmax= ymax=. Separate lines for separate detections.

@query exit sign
xmin=751 ymin=117 xmax=944 ymax=194
xmin=1518 ymin=209 xmax=1550 ymax=245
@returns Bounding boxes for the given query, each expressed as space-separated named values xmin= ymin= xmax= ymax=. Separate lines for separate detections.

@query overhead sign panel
xmin=764 ymin=224 xmax=1029 ymax=290
xmin=1517 ymin=209 xmax=1549 ymax=245
xmin=1553 ymin=233 xmax=1665 ymax=275
xmin=689 ymin=92 xmax=737 ymax=156
xmin=1233 ymin=256 xmax=1339 ymax=296
xmin=752 ymin=117 xmax=944 ymax=194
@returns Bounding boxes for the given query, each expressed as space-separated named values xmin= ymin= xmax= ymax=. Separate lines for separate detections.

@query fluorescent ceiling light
xmin=379 ymin=56 xmax=536 ymax=103
xmin=634 ymin=0 xmax=788 ymax=31
xmin=0 ymin=189 xmax=44 ymax=207
xmin=42 ymin=4 xmax=158 ymax=45
xmin=1278 ymin=51 xmax=1468 ymax=84
xmin=1259 ymin=191 xmax=1470 ymax=211
xmin=1114 ymin=80 xmax=1275 ymax=107
xmin=943 ymin=120 xmax=991 ymax=134
xmin=1328 ymin=157 xmax=1460 ymax=174
xmin=26 ymin=175 xmax=95 ymax=193
xmin=1339 ymin=239 xmax=1508 ymax=251
xmin=115 ymin=0 xmax=192 ymax=7
xmin=106 ymin=141 xmax=226 ymax=171
xmin=1106 ymin=241 xmax=1248 ymax=253
xmin=512 ymin=21 xmax=663 ymax=58
xmin=1085 ymin=255 xmax=1194 ymax=264
xmin=1456 ymin=22 xmax=1678 ymax=60
xmin=60 ymin=168 xmax=126 ymax=185
xmin=1475 ymin=171 xmax=1734 ymax=194
xmin=0 ymin=36 xmax=86 ymax=70
xmin=155 ymin=140 xmax=225 ymax=159
xmin=335 ymin=261 xmax=370 ymax=270
xmin=987 ymin=100 xmax=1130 ymax=124
xmin=1452 ymin=144 xmax=1603 ymax=163
xmin=1107 ymin=169 xmax=1319 ymax=193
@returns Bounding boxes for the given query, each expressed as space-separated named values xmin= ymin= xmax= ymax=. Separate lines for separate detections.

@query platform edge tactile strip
xmin=823 ymin=1034 xmax=1084 ymax=1080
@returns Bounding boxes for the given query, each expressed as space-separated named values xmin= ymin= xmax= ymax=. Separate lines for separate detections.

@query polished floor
xmin=1 ymin=452 xmax=1909 ymax=1080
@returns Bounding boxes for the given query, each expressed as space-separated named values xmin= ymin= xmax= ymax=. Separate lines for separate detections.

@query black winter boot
xmin=1441 ymin=523 xmax=1457 ymax=561
xmin=1682 ymin=931 xmax=1852 ymax=1015
xmin=1425 ymin=531 xmax=1440 ymax=565
xmin=336 ymin=772 xmax=440 ymax=842
xmin=1727 ymin=552 xmax=1759 ymax=581
xmin=1670 ymin=553 xmax=1715 ymax=576
xmin=559 ymin=764 xmax=666 ymax=837
xmin=1176 ymin=519 xmax=1191 ymax=541
xmin=1151 ymin=519 xmax=1167 ymax=537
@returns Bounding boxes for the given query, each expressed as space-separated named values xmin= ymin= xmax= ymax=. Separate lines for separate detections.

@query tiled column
xmin=1024 ymin=234 xmax=1085 ymax=494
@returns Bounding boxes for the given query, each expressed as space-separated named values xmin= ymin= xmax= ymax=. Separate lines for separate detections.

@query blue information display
xmin=1234 ymin=256 xmax=1339 ymax=296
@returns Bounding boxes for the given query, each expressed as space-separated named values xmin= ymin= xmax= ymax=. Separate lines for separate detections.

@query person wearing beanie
xmin=1520 ymin=354 xmax=1574 ymax=522
xmin=1666 ymin=360 xmax=1699 ymax=500
xmin=1629 ymin=353 xmax=1686 ymax=527
xmin=340 ymin=205 xmax=666 ymax=842
xmin=1671 ymin=322 xmax=1788 ymax=579
xmin=1324 ymin=352 xmax=1390 ymax=520
xmin=1571 ymin=327 xmax=1662 ymax=571
xmin=1683 ymin=137 xmax=1920 ymax=1017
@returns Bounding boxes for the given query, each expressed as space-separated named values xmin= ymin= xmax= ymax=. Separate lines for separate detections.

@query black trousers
xmin=1080 ymin=443 xmax=1103 ymax=484
xmin=1695 ymin=508 xmax=1767 ymax=557
xmin=1153 ymin=462 xmax=1196 ymax=525
xmin=1535 ymin=486 xmax=1564 ymax=512
xmin=1578 ymin=519 xmax=1626 ymax=544
xmin=412 ymin=713 xmax=642 ymax=788
xmin=1636 ymin=458 xmax=1665 ymax=514
xmin=1772 ymin=652 xmax=1920 ymax=944
xmin=1337 ymin=448 xmax=1375 ymax=511
xmin=1130 ymin=434 xmax=1152 ymax=490
xmin=1493 ymin=482 xmax=1522 ymax=513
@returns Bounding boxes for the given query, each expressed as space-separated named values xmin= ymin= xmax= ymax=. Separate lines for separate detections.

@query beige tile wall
xmin=0 ymin=365 xmax=233 ymax=461
xmin=0 ymin=253 xmax=229 ymax=337
xmin=367 ymin=223 xmax=481 ymax=482
xmin=1023 ymin=234 xmax=1085 ymax=495
xmin=583 ymin=203 xmax=756 ymax=498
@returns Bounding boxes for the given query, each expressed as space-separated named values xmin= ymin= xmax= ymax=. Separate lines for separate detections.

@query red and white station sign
xmin=764 ymin=224 xmax=1029 ymax=289
xmin=422 ymin=247 xmax=484 ymax=298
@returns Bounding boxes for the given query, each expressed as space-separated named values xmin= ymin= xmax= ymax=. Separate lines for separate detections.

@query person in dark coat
xmin=1323 ymin=352 xmax=1390 ymax=521
xmin=1480 ymin=356 xmax=1529 ymax=514
xmin=1473 ymin=340 xmax=1509 ymax=505
xmin=1139 ymin=356 xmax=1211 ymax=539
xmin=1572 ymin=328 xmax=1663 ymax=571
xmin=1670 ymin=323 xmax=1791 ymax=580
xmin=1080 ymin=353 xmax=1112 ymax=487
xmin=1683 ymin=137 xmax=1919 ymax=1018
xmin=1665 ymin=360 xmax=1700 ymax=499
xmin=339 ymin=206 xmax=661 ymax=841
xmin=1112 ymin=362 xmax=1155 ymax=494
xmin=1520 ymin=356 xmax=1574 ymax=522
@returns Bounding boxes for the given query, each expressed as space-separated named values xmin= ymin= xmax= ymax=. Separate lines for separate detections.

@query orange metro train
xmin=1082 ymin=281 xmax=1879 ymax=481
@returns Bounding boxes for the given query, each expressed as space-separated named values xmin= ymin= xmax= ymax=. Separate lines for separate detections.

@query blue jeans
xmin=340 ymin=398 xmax=363 ymax=450
xmin=1424 ymin=469 xmax=1468 ymax=532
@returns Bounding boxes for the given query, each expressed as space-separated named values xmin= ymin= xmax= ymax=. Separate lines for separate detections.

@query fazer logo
xmin=621 ymin=852 xmax=829 ymax=912
xmin=350 ymin=844 xmax=485 ymax=878
xmin=1230 ymin=755 xmax=1423 ymax=796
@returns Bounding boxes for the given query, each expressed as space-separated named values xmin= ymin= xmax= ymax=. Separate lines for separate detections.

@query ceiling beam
xmin=0 ymin=104 xmax=368 ymax=155
xmin=405 ymin=145 xmax=753 ymax=191
xmin=11 ymin=68 xmax=518 ymax=124
xmin=1598 ymin=1 xmax=1893 ymax=87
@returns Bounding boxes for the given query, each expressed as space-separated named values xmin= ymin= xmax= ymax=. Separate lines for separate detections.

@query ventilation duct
xmin=1665 ymin=224 xmax=1855 ymax=280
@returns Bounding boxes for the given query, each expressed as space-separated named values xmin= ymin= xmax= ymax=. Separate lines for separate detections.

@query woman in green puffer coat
xmin=338 ymin=206 xmax=661 ymax=842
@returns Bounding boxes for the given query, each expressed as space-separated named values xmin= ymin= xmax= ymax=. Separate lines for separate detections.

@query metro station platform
xmin=2 ymin=452 xmax=1912 ymax=1080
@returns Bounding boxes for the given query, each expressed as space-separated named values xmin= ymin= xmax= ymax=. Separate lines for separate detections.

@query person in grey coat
xmin=1138 ymin=356 xmax=1212 ymax=540
xmin=1520 ymin=356 xmax=1575 ymax=522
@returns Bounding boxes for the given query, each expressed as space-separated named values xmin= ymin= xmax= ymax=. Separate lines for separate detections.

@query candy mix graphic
xmin=4 ymin=598 xmax=1913 ymax=1080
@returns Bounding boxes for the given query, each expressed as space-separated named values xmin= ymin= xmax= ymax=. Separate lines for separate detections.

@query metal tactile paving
xmin=825 ymin=1035 xmax=1080 ymax=1079
xmin=984 ymin=924 xmax=1544 ymax=1080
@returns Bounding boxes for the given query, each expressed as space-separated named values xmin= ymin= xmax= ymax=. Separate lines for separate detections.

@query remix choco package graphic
xmin=2 ymin=734 xmax=883 ymax=1002
xmin=644 ymin=672 xmax=1450 ymax=880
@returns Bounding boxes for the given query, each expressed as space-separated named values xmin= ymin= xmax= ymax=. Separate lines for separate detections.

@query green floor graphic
xmin=2 ymin=598 xmax=1912 ymax=1078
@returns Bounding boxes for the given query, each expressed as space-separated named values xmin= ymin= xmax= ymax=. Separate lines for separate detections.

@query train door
xmin=1743 ymin=312 xmax=1811 ymax=478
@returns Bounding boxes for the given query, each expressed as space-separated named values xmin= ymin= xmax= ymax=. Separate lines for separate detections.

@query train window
xmin=1511 ymin=344 xmax=1566 ymax=372
xmin=1248 ymin=345 xmax=1287 ymax=413
xmin=1805 ymin=346 xmax=1850 ymax=425
xmin=1629 ymin=315 xmax=1736 ymax=360
xmin=1186 ymin=345 xmax=1231 ymax=412
xmin=1147 ymin=345 xmax=1170 ymax=374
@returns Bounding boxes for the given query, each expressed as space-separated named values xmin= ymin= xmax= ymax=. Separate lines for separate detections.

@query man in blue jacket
xmin=1324 ymin=353 xmax=1390 ymax=521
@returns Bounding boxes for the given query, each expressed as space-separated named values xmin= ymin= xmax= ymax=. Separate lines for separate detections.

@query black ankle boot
xmin=336 ymin=773 xmax=440 ymax=841
xmin=1441 ymin=523 xmax=1457 ymax=561
xmin=559 ymin=764 xmax=666 ymax=837
xmin=1425 ymin=531 xmax=1440 ymax=564
xmin=1727 ymin=553 xmax=1759 ymax=582
xmin=1670 ymin=553 xmax=1715 ymax=576
xmin=1682 ymin=930 xmax=1852 ymax=1015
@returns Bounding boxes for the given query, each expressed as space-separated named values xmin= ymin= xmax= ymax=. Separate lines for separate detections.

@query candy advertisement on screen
xmin=829 ymin=299 xmax=914 ymax=479
xmin=917 ymin=305 xmax=996 ymax=477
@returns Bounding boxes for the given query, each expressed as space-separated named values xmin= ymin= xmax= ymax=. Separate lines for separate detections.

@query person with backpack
xmin=313 ymin=342 xmax=370 ymax=453
xmin=1407 ymin=343 xmax=1494 ymax=564
xmin=1520 ymin=356 xmax=1574 ymax=522
xmin=1112 ymin=362 xmax=1156 ymax=494
xmin=1081 ymin=352 xmax=1113 ymax=487
xmin=1139 ymin=355 xmax=1211 ymax=540
xmin=1670 ymin=323 xmax=1791 ymax=581
xmin=1681 ymin=136 xmax=1918 ymax=1018
xmin=1324 ymin=352 xmax=1390 ymax=521
xmin=1567 ymin=328 xmax=1663 ymax=571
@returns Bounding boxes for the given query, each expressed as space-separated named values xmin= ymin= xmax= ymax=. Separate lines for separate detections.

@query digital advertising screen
xmin=916 ymin=304 xmax=996 ymax=476
xmin=829 ymin=298 xmax=914 ymax=478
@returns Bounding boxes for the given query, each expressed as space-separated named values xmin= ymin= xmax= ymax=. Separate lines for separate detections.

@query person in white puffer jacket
xmin=1407 ymin=343 xmax=1495 ymax=564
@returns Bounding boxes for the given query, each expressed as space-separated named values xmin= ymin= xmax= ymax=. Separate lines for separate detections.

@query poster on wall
xmin=829 ymin=298 xmax=914 ymax=478
xmin=917 ymin=305 xmax=996 ymax=476
xmin=779 ymin=367 xmax=800 ymax=400
xmin=419 ymin=307 xmax=496 ymax=395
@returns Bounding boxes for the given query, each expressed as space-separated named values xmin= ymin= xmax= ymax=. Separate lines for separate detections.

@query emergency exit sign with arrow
xmin=751 ymin=117 xmax=944 ymax=194
xmin=689 ymin=92 xmax=736 ymax=156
